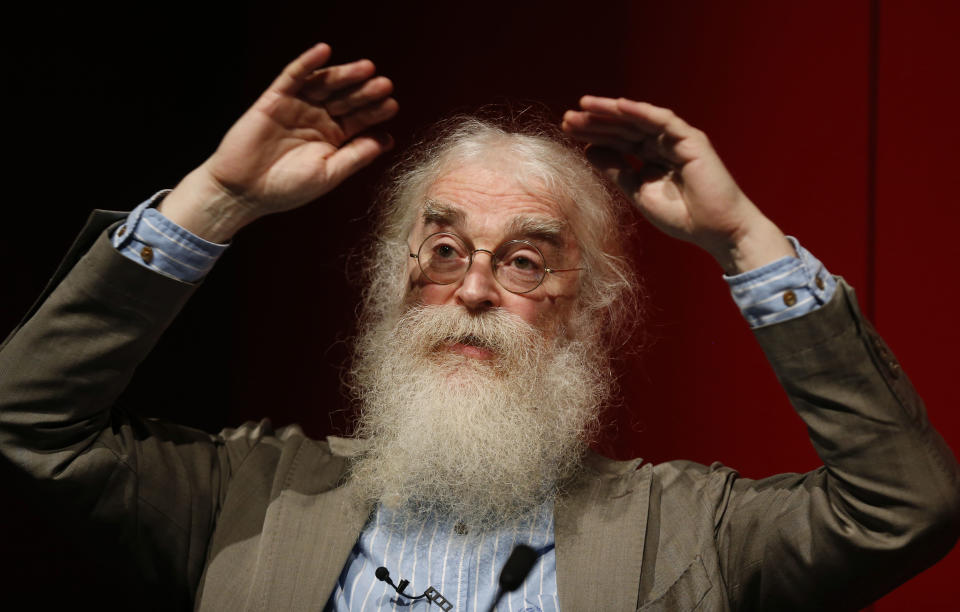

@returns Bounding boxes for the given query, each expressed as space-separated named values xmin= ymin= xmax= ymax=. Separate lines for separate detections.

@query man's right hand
xmin=158 ymin=43 xmax=398 ymax=243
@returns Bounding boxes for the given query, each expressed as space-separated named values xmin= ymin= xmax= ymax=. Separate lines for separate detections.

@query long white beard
xmin=349 ymin=304 xmax=608 ymax=531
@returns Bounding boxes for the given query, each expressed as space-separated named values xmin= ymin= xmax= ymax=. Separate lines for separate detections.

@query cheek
xmin=406 ymin=258 xmax=438 ymax=304
xmin=526 ymin=290 xmax=580 ymax=337
xmin=500 ymin=295 xmax=558 ymax=328
xmin=417 ymin=283 xmax=457 ymax=305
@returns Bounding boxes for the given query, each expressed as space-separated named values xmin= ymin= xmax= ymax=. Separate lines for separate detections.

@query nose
xmin=454 ymin=249 xmax=502 ymax=311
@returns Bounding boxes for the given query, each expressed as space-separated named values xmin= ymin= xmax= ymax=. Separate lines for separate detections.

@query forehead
xmin=420 ymin=164 xmax=568 ymax=236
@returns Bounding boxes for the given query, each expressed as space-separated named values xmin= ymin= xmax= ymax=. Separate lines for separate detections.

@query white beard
xmin=348 ymin=304 xmax=608 ymax=531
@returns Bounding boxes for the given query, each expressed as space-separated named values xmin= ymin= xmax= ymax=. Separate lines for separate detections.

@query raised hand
xmin=562 ymin=97 xmax=793 ymax=274
xmin=160 ymin=43 xmax=398 ymax=242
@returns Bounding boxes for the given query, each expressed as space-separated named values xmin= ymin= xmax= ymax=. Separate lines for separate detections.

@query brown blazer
xmin=1 ymin=211 xmax=958 ymax=611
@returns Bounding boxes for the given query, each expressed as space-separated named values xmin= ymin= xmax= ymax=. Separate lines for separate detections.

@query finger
xmin=570 ymin=101 xmax=693 ymax=165
xmin=577 ymin=95 xmax=621 ymax=114
xmin=585 ymin=146 xmax=669 ymax=198
xmin=325 ymin=131 xmax=395 ymax=187
xmin=340 ymin=97 xmax=400 ymax=140
xmin=577 ymin=96 xmax=663 ymax=135
xmin=579 ymin=96 xmax=693 ymax=140
xmin=563 ymin=130 xmax=637 ymax=155
xmin=585 ymin=146 xmax=688 ymax=237
xmin=622 ymin=132 xmax=685 ymax=166
xmin=563 ymin=127 xmax=684 ymax=166
xmin=612 ymin=98 xmax=697 ymax=143
xmin=584 ymin=146 xmax=638 ymax=191
xmin=562 ymin=110 xmax=649 ymax=140
xmin=269 ymin=43 xmax=333 ymax=96
xmin=323 ymin=76 xmax=394 ymax=116
xmin=299 ymin=59 xmax=378 ymax=102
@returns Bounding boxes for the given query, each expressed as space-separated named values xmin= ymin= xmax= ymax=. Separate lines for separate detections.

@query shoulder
xmin=584 ymin=451 xmax=738 ymax=498
xmin=654 ymin=459 xmax=738 ymax=492
xmin=215 ymin=423 xmax=362 ymax=495
xmin=583 ymin=453 xmax=746 ymax=535
xmin=576 ymin=452 xmax=741 ymax=527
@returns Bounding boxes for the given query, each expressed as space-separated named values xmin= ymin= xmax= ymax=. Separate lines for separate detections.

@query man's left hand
xmin=562 ymin=97 xmax=793 ymax=274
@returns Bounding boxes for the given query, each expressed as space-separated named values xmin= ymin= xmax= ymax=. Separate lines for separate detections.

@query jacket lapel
xmin=555 ymin=453 xmax=652 ymax=611
xmin=258 ymin=440 xmax=372 ymax=611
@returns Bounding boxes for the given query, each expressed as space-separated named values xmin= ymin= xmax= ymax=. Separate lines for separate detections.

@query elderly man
xmin=1 ymin=43 xmax=958 ymax=611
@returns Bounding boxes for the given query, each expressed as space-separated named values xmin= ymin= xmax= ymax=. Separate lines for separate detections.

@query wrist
xmin=158 ymin=166 xmax=260 ymax=243
xmin=710 ymin=215 xmax=795 ymax=275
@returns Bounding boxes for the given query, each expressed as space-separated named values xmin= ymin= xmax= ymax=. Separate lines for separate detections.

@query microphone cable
xmin=377 ymin=542 xmax=539 ymax=611
xmin=375 ymin=566 xmax=453 ymax=611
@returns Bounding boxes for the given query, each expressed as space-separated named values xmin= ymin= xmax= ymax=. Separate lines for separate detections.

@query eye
xmin=510 ymin=255 xmax=536 ymax=271
xmin=498 ymin=244 xmax=544 ymax=276
xmin=419 ymin=234 xmax=469 ymax=282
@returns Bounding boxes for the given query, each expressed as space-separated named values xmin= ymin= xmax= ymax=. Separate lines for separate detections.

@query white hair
xmin=355 ymin=109 xmax=642 ymax=352
xmin=344 ymin=111 xmax=644 ymax=525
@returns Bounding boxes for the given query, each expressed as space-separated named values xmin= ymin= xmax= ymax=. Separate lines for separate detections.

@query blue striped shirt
xmin=328 ymin=502 xmax=558 ymax=611
xmin=111 ymin=191 xmax=226 ymax=283
xmin=726 ymin=236 xmax=837 ymax=327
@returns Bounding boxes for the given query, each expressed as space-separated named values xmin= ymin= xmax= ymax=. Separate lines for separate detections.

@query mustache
xmin=395 ymin=305 xmax=544 ymax=357
xmin=449 ymin=333 xmax=489 ymax=350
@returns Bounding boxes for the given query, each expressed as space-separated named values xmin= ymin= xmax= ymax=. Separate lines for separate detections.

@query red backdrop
xmin=3 ymin=1 xmax=957 ymax=608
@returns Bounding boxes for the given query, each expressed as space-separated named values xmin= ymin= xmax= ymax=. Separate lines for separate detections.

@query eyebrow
xmin=506 ymin=216 xmax=566 ymax=249
xmin=422 ymin=199 xmax=465 ymax=227
xmin=422 ymin=199 xmax=567 ymax=248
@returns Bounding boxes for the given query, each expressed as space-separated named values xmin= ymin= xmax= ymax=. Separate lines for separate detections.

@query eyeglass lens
xmin=418 ymin=233 xmax=546 ymax=293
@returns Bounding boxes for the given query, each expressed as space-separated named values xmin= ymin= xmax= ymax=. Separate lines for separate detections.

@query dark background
xmin=2 ymin=1 xmax=958 ymax=609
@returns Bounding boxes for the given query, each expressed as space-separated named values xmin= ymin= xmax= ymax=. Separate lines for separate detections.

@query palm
xmin=633 ymin=156 xmax=751 ymax=249
xmin=211 ymin=104 xmax=341 ymax=211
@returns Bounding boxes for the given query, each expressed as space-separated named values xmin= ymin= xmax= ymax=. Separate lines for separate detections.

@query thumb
xmin=586 ymin=145 xmax=669 ymax=201
xmin=585 ymin=145 xmax=638 ymax=195
xmin=325 ymin=131 xmax=394 ymax=188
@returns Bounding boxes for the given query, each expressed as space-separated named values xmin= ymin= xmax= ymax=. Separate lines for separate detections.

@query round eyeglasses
xmin=409 ymin=232 xmax=584 ymax=294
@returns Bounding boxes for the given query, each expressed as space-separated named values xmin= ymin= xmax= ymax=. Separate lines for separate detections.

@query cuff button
xmin=140 ymin=246 xmax=154 ymax=264
xmin=783 ymin=290 xmax=798 ymax=307
xmin=815 ymin=276 xmax=825 ymax=290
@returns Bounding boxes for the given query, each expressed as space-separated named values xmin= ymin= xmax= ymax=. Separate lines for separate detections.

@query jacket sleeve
xmin=714 ymin=279 xmax=960 ymax=610
xmin=0 ymin=215 xmax=261 ymax=608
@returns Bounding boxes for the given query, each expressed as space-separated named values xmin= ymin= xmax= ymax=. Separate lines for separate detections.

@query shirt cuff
xmin=724 ymin=236 xmax=837 ymax=328
xmin=111 ymin=191 xmax=229 ymax=283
